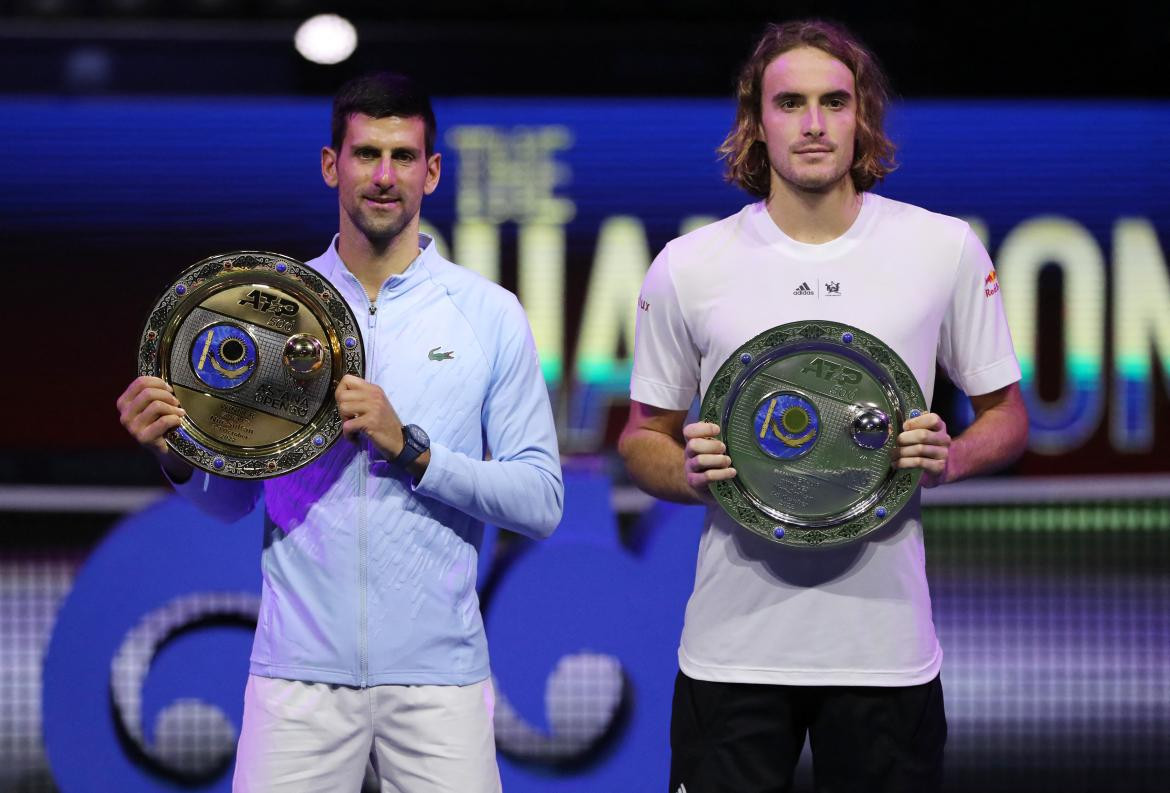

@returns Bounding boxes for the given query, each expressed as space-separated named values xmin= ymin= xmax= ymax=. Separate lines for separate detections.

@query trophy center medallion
xmin=189 ymin=322 xmax=258 ymax=391
xmin=752 ymin=392 xmax=820 ymax=460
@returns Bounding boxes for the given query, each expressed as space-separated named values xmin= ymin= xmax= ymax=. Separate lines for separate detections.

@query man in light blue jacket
xmin=116 ymin=72 xmax=564 ymax=792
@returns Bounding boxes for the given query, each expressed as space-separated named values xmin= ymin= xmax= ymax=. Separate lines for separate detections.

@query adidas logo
xmin=793 ymin=281 xmax=815 ymax=296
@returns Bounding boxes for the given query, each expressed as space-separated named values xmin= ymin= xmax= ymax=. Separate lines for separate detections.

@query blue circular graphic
xmin=42 ymin=495 xmax=262 ymax=793
xmin=189 ymin=323 xmax=257 ymax=391
xmin=753 ymin=393 xmax=820 ymax=459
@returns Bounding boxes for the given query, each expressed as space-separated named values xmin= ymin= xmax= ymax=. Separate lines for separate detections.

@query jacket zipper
xmin=358 ymin=299 xmax=377 ymax=689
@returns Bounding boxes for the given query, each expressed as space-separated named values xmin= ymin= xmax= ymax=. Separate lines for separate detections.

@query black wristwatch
xmin=394 ymin=423 xmax=430 ymax=468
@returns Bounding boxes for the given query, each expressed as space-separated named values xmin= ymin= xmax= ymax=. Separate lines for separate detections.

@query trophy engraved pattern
xmin=700 ymin=321 xmax=925 ymax=548
xmin=138 ymin=252 xmax=365 ymax=479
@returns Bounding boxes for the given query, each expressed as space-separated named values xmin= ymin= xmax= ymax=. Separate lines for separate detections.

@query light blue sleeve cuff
xmin=412 ymin=442 xmax=463 ymax=502
xmin=411 ymin=441 xmax=561 ymax=540
xmin=166 ymin=466 xmax=262 ymax=523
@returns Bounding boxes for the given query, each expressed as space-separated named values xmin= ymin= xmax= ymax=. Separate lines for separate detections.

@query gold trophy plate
xmin=137 ymin=251 xmax=364 ymax=479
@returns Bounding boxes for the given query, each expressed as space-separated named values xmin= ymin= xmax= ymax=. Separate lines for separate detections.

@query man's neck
xmin=765 ymin=177 xmax=863 ymax=244
xmin=336 ymin=219 xmax=421 ymax=301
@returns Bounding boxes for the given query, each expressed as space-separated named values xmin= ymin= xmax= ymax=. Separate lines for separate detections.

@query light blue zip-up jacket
xmin=173 ymin=235 xmax=563 ymax=686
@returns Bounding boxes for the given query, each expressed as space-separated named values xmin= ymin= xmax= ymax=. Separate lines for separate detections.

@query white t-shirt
xmin=630 ymin=194 xmax=1020 ymax=687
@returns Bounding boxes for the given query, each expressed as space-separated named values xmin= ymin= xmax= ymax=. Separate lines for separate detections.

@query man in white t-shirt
xmin=619 ymin=20 xmax=1028 ymax=793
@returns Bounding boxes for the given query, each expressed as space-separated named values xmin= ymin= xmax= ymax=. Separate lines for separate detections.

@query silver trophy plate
xmin=699 ymin=321 xmax=926 ymax=548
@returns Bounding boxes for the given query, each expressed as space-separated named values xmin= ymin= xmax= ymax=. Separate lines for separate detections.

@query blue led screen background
xmin=1 ymin=97 xmax=1168 ymax=472
xmin=1 ymin=97 xmax=1168 ymax=793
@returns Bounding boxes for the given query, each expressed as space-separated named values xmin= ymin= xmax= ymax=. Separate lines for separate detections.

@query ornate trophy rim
xmin=698 ymin=321 xmax=926 ymax=549
xmin=137 ymin=250 xmax=365 ymax=479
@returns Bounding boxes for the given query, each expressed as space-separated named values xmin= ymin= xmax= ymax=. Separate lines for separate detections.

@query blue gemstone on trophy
xmin=275 ymin=262 xmax=287 ymax=273
xmin=773 ymin=527 xmax=785 ymax=539
xmin=312 ymin=435 xmax=325 ymax=447
xmin=909 ymin=408 xmax=922 ymax=419
xmin=175 ymin=284 xmax=187 ymax=296
xmin=842 ymin=332 xmax=853 ymax=344
xmin=875 ymin=506 xmax=887 ymax=518
xmin=189 ymin=323 xmax=258 ymax=391
xmin=344 ymin=336 xmax=357 ymax=350
xmin=212 ymin=457 xmax=225 ymax=470
xmin=753 ymin=393 xmax=820 ymax=460
xmin=740 ymin=353 xmax=752 ymax=365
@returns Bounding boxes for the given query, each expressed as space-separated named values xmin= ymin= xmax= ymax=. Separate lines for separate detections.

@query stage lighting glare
xmin=294 ymin=14 xmax=358 ymax=65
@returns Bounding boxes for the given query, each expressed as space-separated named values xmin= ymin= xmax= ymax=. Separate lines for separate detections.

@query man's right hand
xmin=682 ymin=421 xmax=736 ymax=502
xmin=619 ymin=402 xmax=738 ymax=506
xmin=115 ymin=376 xmax=193 ymax=481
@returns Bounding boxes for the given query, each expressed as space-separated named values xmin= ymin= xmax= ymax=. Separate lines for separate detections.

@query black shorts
xmin=669 ymin=670 xmax=947 ymax=793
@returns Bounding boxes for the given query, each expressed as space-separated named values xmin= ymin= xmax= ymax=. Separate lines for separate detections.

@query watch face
xmin=405 ymin=424 xmax=429 ymax=452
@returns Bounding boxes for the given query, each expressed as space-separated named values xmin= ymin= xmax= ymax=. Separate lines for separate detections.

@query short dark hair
xmin=719 ymin=19 xmax=897 ymax=197
xmin=330 ymin=72 xmax=437 ymax=155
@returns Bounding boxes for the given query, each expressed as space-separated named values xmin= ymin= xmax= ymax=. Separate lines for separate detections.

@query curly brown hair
xmin=719 ymin=19 xmax=897 ymax=198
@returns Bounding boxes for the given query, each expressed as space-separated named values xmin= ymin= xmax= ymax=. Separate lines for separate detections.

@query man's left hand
xmin=895 ymin=412 xmax=952 ymax=488
xmin=335 ymin=374 xmax=405 ymax=461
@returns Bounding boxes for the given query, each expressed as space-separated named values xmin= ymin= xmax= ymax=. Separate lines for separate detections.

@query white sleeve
xmin=937 ymin=227 xmax=1022 ymax=396
xmin=629 ymin=244 xmax=701 ymax=410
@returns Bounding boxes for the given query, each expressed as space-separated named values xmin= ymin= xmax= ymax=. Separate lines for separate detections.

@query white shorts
xmin=233 ymin=674 xmax=501 ymax=793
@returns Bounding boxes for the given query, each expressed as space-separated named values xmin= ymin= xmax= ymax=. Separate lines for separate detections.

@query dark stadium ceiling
xmin=1 ymin=0 xmax=1166 ymax=96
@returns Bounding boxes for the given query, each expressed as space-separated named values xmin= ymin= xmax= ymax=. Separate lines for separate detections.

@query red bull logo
xmin=984 ymin=268 xmax=1000 ymax=297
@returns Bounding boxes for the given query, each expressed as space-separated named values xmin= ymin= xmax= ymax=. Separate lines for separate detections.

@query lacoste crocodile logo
xmin=428 ymin=346 xmax=455 ymax=361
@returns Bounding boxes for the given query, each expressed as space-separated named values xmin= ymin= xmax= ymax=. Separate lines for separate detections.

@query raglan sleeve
xmin=411 ymin=294 xmax=563 ymax=540
xmin=936 ymin=226 xmax=1023 ymax=396
xmin=629 ymin=243 xmax=701 ymax=410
